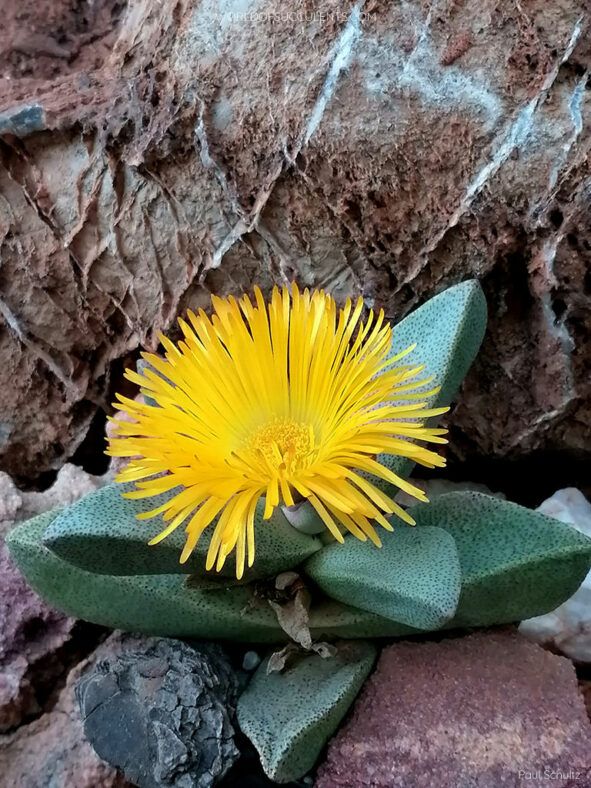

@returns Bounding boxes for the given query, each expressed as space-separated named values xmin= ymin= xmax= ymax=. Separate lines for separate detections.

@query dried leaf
xmin=264 ymin=572 xmax=339 ymax=672
xmin=267 ymin=641 xmax=339 ymax=673
xmin=275 ymin=571 xmax=300 ymax=591
xmin=267 ymin=643 xmax=301 ymax=673
xmin=268 ymin=574 xmax=312 ymax=649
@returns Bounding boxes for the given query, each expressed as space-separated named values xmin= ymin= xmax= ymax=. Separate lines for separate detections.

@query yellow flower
xmin=107 ymin=285 xmax=448 ymax=578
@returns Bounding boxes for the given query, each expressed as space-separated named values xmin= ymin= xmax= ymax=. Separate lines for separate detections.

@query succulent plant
xmin=7 ymin=280 xmax=591 ymax=784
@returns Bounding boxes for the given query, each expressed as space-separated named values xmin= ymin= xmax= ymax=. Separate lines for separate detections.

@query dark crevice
xmin=69 ymin=348 xmax=143 ymax=478
xmin=14 ymin=468 xmax=59 ymax=493
xmin=35 ymin=622 xmax=108 ymax=714
xmin=218 ymin=729 xmax=305 ymax=787
xmin=417 ymin=448 xmax=591 ymax=508
xmin=70 ymin=407 xmax=110 ymax=476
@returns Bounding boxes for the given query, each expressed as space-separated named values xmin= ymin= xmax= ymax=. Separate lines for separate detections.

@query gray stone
xmin=0 ymin=104 xmax=45 ymax=137
xmin=77 ymin=635 xmax=239 ymax=788
xmin=242 ymin=651 xmax=261 ymax=672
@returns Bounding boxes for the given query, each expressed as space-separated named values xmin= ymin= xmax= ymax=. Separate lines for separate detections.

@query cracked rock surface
xmin=0 ymin=0 xmax=590 ymax=484
xmin=77 ymin=634 xmax=240 ymax=788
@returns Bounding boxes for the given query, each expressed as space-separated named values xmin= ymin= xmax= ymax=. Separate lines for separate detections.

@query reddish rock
xmin=0 ymin=542 xmax=75 ymax=731
xmin=0 ymin=469 xmax=127 ymax=785
xmin=0 ymin=0 xmax=122 ymax=94
xmin=0 ymin=465 xmax=110 ymax=731
xmin=316 ymin=629 xmax=591 ymax=787
xmin=0 ymin=634 xmax=130 ymax=788
xmin=440 ymin=32 xmax=473 ymax=66
xmin=0 ymin=1 xmax=589 ymax=485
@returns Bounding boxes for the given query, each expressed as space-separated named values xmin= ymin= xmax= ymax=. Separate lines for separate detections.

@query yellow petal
xmin=106 ymin=285 xmax=447 ymax=577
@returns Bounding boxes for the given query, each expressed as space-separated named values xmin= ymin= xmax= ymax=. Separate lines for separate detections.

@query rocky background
xmin=0 ymin=0 xmax=590 ymax=498
xmin=2 ymin=0 xmax=591 ymax=786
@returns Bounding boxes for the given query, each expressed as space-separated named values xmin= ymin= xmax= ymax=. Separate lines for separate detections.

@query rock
xmin=0 ymin=634 xmax=130 ymax=788
xmin=0 ymin=464 xmax=112 ymax=538
xmin=519 ymin=488 xmax=591 ymax=662
xmin=0 ymin=464 xmax=110 ymax=731
xmin=242 ymin=651 xmax=261 ymax=672
xmin=0 ymin=1 xmax=590 ymax=485
xmin=316 ymin=629 xmax=591 ymax=787
xmin=19 ymin=463 xmax=113 ymax=519
xmin=0 ymin=540 xmax=75 ymax=731
xmin=0 ymin=473 xmax=21 ymax=523
xmin=537 ymin=489 xmax=591 ymax=530
xmin=77 ymin=634 xmax=240 ymax=788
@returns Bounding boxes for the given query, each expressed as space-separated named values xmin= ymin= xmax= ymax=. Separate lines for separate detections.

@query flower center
xmin=248 ymin=418 xmax=315 ymax=472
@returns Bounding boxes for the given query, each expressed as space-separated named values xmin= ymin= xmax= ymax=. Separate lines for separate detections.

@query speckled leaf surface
xmin=308 ymin=600 xmax=418 ymax=640
xmin=377 ymin=279 xmax=487 ymax=489
xmin=7 ymin=510 xmax=286 ymax=641
xmin=310 ymin=490 xmax=591 ymax=638
xmin=42 ymin=483 xmax=322 ymax=579
xmin=237 ymin=641 xmax=376 ymax=783
xmin=411 ymin=491 xmax=591 ymax=626
xmin=11 ymin=489 xmax=587 ymax=645
xmin=303 ymin=525 xmax=460 ymax=630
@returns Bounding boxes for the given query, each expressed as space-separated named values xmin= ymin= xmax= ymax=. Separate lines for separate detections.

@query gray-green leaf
xmin=42 ymin=483 xmax=321 ymax=580
xmin=7 ymin=510 xmax=284 ymax=641
xmin=410 ymin=491 xmax=591 ymax=626
xmin=303 ymin=525 xmax=460 ymax=630
xmin=237 ymin=641 xmax=376 ymax=783
xmin=378 ymin=278 xmax=487 ymax=487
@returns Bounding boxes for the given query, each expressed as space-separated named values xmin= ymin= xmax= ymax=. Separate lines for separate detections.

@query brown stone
xmin=0 ymin=1 xmax=590 ymax=485
xmin=316 ymin=629 xmax=591 ymax=787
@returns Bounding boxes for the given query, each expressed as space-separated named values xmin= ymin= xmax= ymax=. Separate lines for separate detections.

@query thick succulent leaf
xmin=308 ymin=600 xmax=418 ymax=640
xmin=42 ymin=483 xmax=322 ymax=579
xmin=303 ymin=525 xmax=460 ymax=630
xmin=237 ymin=641 xmax=376 ymax=783
xmin=6 ymin=511 xmax=285 ymax=641
xmin=389 ymin=279 xmax=487 ymax=405
xmin=10 ymin=508 xmax=395 ymax=643
xmin=378 ymin=279 xmax=487 ymax=488
xmin=310 ymin=491 xmax=591 ymax=638
xmin=411 ymin=491 xmax=591 ymax=626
